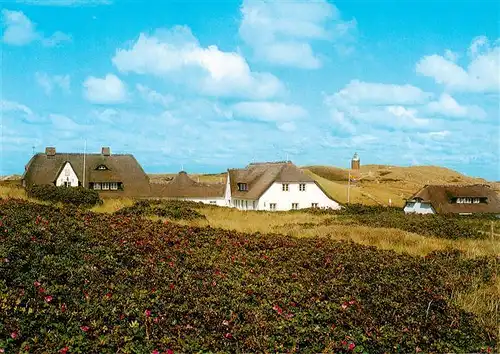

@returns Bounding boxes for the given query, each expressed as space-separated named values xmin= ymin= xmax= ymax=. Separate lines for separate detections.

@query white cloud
xmin=327 ymin=80 xmax=433 ymax=107
xmin=416 ymin=36 xmax=499 ymax=92
xmin=444 ymin=49 xmax=459 ymax=62
xmin=1 ymin=9 xmax=39 ymax=45
xmin=0 ymin=99 xmax=34 ymax=116
xmin=232 ymin=101 xmax=308 ymax=123
xmin=239 ymin=0 xmax=356 ymax=68
xmin=35 ymin=72 xmax=71 ymax=95
xmin=426 ymin=93 xmax=486 ymax=119
xmin=1 ymin=9 xmax=71 ymax=46
xmin=112 ymin=26 xmax=284 ymax=100
xmin=136 ymin=84 xmax=174 ymax=107
xmin=16 ymin=0 xmax=111 ymax=5
xmin=83 ymin=74 xmax=127 ymax=104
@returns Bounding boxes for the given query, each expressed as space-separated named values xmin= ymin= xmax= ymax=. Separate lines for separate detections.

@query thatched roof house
xmin=227 ymin=161 xmax=340 ymax=211
xmin=22 ymin=147 xmax=151 ymax=198
xmin=150 ymin=171 xmax=226 ymax=205
xmin=404 ymin=184 xmax=500 ymax=215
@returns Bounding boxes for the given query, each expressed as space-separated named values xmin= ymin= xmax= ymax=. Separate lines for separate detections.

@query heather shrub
xmin=0 ymin=199 xmax=497 ymax=353
xmin=114 ymin=199 xmax=206 ymax=220
xmin=26 ymin=185 xmax=102 ymax=207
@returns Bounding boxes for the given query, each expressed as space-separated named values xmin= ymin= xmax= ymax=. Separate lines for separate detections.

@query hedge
xmin=26 ymin=185 xmax=102 ymax=207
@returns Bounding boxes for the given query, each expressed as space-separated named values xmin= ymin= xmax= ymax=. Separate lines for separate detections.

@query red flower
xmin=348 ymin=342 xmax=356 ymax=351
xmin=80 ymin=326 xmax=90 ymax=332
xmin=105 ymin=292 xmax=112 ymax=299
xmin=34 ymin=281 xmax=41 ymax=287
xmin=166 ymin=349 xmax=174 ymax=354
xmin=151 ymin=350 xmax=159 ymax=354
xmin=145 ymin=309 xmax=151 ymax=317
xmin=211 ymin=281 xmax=217 ymax=287
xmin=44 ymin=295 xmax=53 ymax=303
xmin=224 ymin=332 xmax=233 ymax=339
xmin=341 ymin=302 xmax=348 ymax=310
xmin=272 ymin=304 xmax=283 ymax=315
xmin=10 ymin=331 xmax=18 ymax=339
xmin=38 ymin=287 xmax=45 ymax=293
xmin=348 ymin=300 xmax=356 ymax=305
xmin=61 ymin=303 xmax=67 ymax=313
xmin=59 ymin=346 xmax=69 ymax=354
xmin=169 ymin=283 xmax=175 ymax=290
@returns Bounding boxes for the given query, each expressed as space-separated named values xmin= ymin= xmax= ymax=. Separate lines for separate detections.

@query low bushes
xmin=114 ymin=199 xmax=206 ymax=220
xmin=0 ymin=199 xmax=497 ymax=353
xmin=26 ymin=185 xmax=101 ymax=207
xmin=301 ymin=204 xmax=497 ymax=239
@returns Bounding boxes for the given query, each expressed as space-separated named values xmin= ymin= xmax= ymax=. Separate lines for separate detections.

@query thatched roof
xmin=151 ymin=171 xmax=225 ymax=199
xmin=228 ymin=161 xmax=330 ymax=200
xmin=22 ymin=151 xmax=151 ymax=197
xmin=407 ymin=184 xmax=500 ymax=214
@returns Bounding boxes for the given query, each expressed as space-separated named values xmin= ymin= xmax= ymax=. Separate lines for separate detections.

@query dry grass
xmin=0 ymin=185 xmax=27 ymax=199
xmin=91 ymin=197 xmax=135 ymax=213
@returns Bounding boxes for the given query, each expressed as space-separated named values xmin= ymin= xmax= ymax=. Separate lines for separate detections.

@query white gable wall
xmin=403 ymin=201 xmax=435 ymax=214
xmin=55 ymin=162 xmax=79 ymax=187
xmin=257 ymin=182 xmax=340 ymax=211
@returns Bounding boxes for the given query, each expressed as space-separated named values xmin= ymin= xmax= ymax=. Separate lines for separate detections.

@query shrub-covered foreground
xmin=26 ymin=185 xmax=102 ymax=207
xmin=114 ymin=199 xmax=207 ymax=220
xmin=0 ymin=199 xmax=497 ymax=353
xmin=301 ymin=204 xmax=499 ymax=240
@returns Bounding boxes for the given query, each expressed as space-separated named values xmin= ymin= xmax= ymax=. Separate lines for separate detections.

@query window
xmin=210 ymin=201 xmax=217 ymax=205
xmin=473 ymin=198 xmax=480 ymax=204
xmin=65 ymin=168 xmax=70 ymax=176
xmin=311 ymin=203 xmax=318 ymax=208
xmin=237 ymin=183 xmax=248 ymax=191
xmin=102 ymin=182 xmax=110 ymax=190
xmin=63 ymin=181 xmax=70 ymax=187
xmin=93 ymin=182 xmax=101 ymax=190
xmin=110 ymin=182 xmax=118 ymax=190
xmin=269 ymin=203 xmax=277 ymax=211
xmin=292 ymin=203 xmax=299 ymax=210
xmin=282 ymin=183 xmax=289 ymax=191
xmin=245 ymin=200 xmax=248 ymax=209
xmin=299 ymin=183 xmax=306 ymax=191
xmin=96 ymin=165 xmax=108 ymax=170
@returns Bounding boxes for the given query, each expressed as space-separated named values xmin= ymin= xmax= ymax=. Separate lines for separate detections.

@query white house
xmin=226 ymin=161 xmax=341 ymax=211
xmin=55 ymin=161 xmax=80 ymax=187
xmin=150 ymin=171 xmax=228 ymax=207
xmin=404 ymin=184 xmax=500 ymax=215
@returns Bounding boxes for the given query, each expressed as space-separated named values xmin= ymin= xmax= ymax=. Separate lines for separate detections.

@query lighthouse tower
xmin=351 ymin=152 xmax=360 ymax=170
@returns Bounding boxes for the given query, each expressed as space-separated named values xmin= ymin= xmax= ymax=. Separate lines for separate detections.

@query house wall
xmin=225 ymin=173 xmax=232 ymax=206
xmin=55 ymin=162 xmax=79 ymax=187
xmin=256 ymin=182 xmax=340 ymax=211
xmin=403 ymin=201 xmax=435 ymax=214
xmin=231 ymin=199 xmax=258 ymax=210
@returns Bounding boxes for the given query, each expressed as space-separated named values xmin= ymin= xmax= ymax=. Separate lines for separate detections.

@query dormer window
xmin=237 ymin=183 xmax=248 ymax=191
xmin=96 ymin=165 xmax=108 ymax=170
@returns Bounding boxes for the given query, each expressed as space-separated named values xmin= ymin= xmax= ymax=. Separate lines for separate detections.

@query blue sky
xmin=1 ymin=0 xmax=499 ymax=180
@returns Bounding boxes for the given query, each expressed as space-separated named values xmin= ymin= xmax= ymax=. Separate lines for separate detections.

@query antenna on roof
xmin=181 ymin=163 xmax=184 ymax=172
xmin=32 ymin=145 xmax=35 ymax=156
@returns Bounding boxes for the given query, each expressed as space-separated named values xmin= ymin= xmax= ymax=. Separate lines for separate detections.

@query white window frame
xmin=282 ymin=183 xmax=289 ymax=191
xmin=209 ymin=201 xmax=217 ymax=205
xmin=311 ymin=203 xmax=318 ymax=208
xmin=93 ymin=182 xmax=101 ymax=190
xmin=299 ymin=183 xmax=306 ymax=191
xmin=473 ymin=198 xmax=480 ymax=204
xmin=110 ymin=182 xmax=118 ymax=190
xmin=102 ymin=182 xmax=110 ymax=190
xmin=292 ymin=203 xmax=299 ymax=210
xmin=270 ymin=203 xmax=277 ymax=211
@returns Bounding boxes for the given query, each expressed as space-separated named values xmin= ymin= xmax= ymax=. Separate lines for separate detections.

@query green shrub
xmin=299 ymin=204 xmax=498 ymax=240
xmin=0 ymin=199 xmax=497 ymax=353
xmin=26 ymin=184 xmax=102 ymax=207
xmin=115 ymin=199 xmax=206 ymax=220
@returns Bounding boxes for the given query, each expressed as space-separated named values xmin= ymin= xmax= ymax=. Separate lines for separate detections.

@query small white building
xmin=404 ymin=184 xmax=500 ymax=215
xmin=150 ymin=171 xmax=227 ymax=207
xmin=227 ymin=161 xmax=341 ymax=211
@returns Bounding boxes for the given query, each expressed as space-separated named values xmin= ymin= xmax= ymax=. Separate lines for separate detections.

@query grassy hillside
xmin=303 ymin=165 xmax=497 ymax=207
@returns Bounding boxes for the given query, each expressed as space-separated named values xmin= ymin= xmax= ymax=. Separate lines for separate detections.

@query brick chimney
xmin=101 ymin=147 xmax=111 ymax=156
xmin=45 ymin=147 xmax=56 ymax=156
